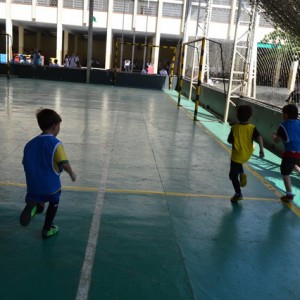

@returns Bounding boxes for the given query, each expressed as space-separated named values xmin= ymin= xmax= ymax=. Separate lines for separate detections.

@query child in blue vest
xmin=228 ymin=105 xmax=264 ymax=202
xmin=272 ymin=104 xmax=300 ymax=203
xmin=20 ymin=109 xmax=76 ymax=238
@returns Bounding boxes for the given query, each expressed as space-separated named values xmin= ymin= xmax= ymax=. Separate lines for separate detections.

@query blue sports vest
xmin=23 ymin=134 xmax=62 ymax=195
xmin=280 ymin=120 xmax=300 ymax=151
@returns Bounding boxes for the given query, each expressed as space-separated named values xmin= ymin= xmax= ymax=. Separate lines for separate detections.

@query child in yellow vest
xmin=228 ymin=105 xmax=264 ymax=202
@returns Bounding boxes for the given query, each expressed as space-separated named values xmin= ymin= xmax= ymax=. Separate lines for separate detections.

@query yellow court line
xmin=66 ymin=184 xmax=299 ymax=213
xmin=2 ymin=180 xmax=299 ymax=215
xmin=0 ymin=182 xmax=26 ymax=188
xmin=0 ymin=180 xmax=278 ymax=201
xmin=106 ymin=188 xmax=278 ymax=201
xmin=287 ymin=203 xmax=300 ymax=217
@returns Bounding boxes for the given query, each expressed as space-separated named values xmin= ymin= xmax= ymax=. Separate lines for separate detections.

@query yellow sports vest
xmin=231 ymin=123 xmax=255 ymax=164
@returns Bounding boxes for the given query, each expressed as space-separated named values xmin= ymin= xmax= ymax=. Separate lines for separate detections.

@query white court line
xmin=75 ymin=112 xmax=118 ymax=300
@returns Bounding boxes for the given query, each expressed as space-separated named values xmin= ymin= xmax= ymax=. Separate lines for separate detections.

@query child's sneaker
xmin=240 ymin=173 xmax=247 ymax=187
xmin=42 ymin=225 xmax=59 ymax=239
xmin=20 ymin=202 xmax=37 ymax=226
xmin=280 ymin=194 xmax=294 ymax=203
xmin=231 ymin=193 xmax=243 ymax=202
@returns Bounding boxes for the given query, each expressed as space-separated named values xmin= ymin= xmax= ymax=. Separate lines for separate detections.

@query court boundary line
xmin=0 ymin=180 xmax=276 ymax=200
xmin=75 ymin=111 xmax=118 ymax=300
xmin=1 ymin=180 xmax=299 ymax=215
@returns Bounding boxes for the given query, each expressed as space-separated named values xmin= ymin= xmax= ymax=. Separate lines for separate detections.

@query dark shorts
xmin=25 ymin=190 xmax=61 ymax=204
xmin=281 ymin=157 xmax=300 ymax=175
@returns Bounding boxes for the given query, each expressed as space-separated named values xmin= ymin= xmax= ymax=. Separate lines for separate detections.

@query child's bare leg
xmin=294 ymin=165 xmax=300 ymax=173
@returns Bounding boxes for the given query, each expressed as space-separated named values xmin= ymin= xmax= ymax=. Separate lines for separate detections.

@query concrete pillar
xmin=56 ymin=25 xmax=63 ymax=65
xmin=130 ymin=0 xmax=138 ymax=71
xmin=132 ymin=0 xmax=137 ymax=29
xmin=5 ymin=0 xmax=13 ymax=60
xmin=180 ymin=0 xmax=187 ymax=34
xmin=181 ymin=2 xmax=192 ymax=77
xmin=18 ymin=26 xmax=24 ymax=54
xmin=56 ymin=0 xmax=63 ymax=64
xmin=31 ymin=0 xmax=37 ymax=21
xmin=152 ymin=0 xmax=163 ymax=73
xmin=105 ymin=0 xmax=113 ymax=69
xmin=83 ymin=0 xmax=88 ymax=26
xmin=63 ymin=30 xmax=69 ymax=59
xmin=105 ymin=29 xmax=113 ymax=69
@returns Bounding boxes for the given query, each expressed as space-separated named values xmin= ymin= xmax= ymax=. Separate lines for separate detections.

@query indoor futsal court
xmin=1 ymin=77 xmax=300 ymax=300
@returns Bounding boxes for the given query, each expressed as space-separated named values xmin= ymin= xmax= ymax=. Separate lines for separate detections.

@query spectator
xmin=124 ymin=59 xmax=131 ymax=72
xmin=159 ymin=66 xmax=168 ymax=76
xmin=50 ymin=59 xmax=60 ymax=67
xmin=63 ymin=54 xmax=69 ymax=67
xmin=33 ymin=50 xmax=42 ymax=66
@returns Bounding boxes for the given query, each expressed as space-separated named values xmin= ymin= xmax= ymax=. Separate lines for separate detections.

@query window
xmin=137 ymin=0 xmax=158 ymax=16
xmin=63 ymin=0 xmax=83 ymax=9
xmin=113 ymin=0 xmax=134 ymax=14
xmin=162 ymin=2 xmax=182 ymax=18
xmin=94 ymin=0 xmax=108 ymax=11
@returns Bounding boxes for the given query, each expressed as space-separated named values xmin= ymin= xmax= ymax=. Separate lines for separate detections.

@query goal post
xmin=113 ymin=41 xmax=179 ymax=89
xmin=177 ymin=37 xmax=226 ymax=119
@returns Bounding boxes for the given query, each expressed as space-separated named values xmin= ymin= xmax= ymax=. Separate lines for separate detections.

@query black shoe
xmin=20 ymin=202 xmax=37 ymax=226
xmin=280 ymin=194 xmax=294 ymax=203
xmin=231 ymin=193 xmax=243 ymax=202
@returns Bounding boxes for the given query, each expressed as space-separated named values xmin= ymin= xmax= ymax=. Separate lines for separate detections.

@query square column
xmin=18 ymin=26 xmax=24 ymax=54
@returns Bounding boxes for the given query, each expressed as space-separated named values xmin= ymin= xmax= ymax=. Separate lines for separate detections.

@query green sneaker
xmin=20 ymin=203 xmax=37 ymax=226
xmin=42 ymin=225 xmax=59 ymax=239
xmin=240 ymin=173 xmax=247 ymax=187
xmin=231 ymin=193 xmax=243 ymax=202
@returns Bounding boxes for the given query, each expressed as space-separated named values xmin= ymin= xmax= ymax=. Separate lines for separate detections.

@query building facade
xmin=0 ymin=0 xmax=273 ymax=72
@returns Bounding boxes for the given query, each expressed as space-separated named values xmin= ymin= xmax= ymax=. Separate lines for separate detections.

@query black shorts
xmin=281 ymin=157 xmax=300 ymax=175
xmin=229 ymin=161 xmax=243 ymax=179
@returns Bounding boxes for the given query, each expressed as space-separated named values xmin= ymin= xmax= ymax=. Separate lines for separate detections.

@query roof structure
xmin=257 ymin=0 xmax=300 ymax=39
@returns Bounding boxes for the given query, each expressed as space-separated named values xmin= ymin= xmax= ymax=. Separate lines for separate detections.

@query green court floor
xmin=0 ymin=78 xmax=300 ymax=300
